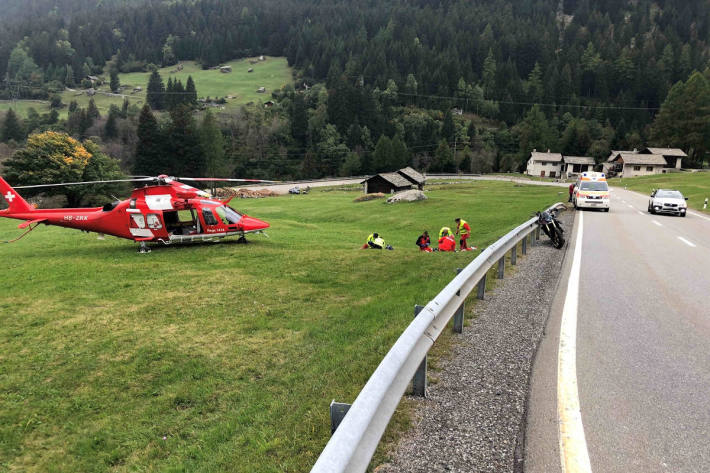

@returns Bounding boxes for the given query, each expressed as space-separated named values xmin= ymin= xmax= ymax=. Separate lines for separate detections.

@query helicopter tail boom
xmin=0 ymin=176 xmax=34 ymax=215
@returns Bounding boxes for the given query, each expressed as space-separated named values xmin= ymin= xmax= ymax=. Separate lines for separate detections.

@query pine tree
xmin=87 ymin=98 xmax=100 ymax=119
xmin=110 ymin=70 xmax=120 ymax=93
xmin=104 ymin=105 xmax=120 ymax=139
xmin=146 ymin=70 xmax=165 ymax=110
xmin=134 ymin=104 xmax=165 ymax=175
xmin=199 ymin=109 xmax=225 ymax=178
xmin=65 ymin=65 xmax=75 ymax=87
xmin=166 ymin=77 xmax=175 ymax=110
xmin=78 ymin=109 xmax=93 ymax=139
xmin=167 ymin=105 xmax=204 ymax=176
xmin=185 ymin=76 xmax=198 ymax=107
xmin=441 ymin=111 xmax=455 ymax=143
xmin=290 ymin=93 xmax=308 ymax=145
xmin=1 ymin=109 xmax=25 ymax=142
xmin=390 ymin=134 xmax=408 ymax=169
xmin=372 ymin=135 xmax=392 ymax=173
xmin=173 ymin=80 xmax=185 ymax=109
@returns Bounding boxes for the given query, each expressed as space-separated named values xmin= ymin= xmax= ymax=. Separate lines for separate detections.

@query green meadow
xmin=0 ymin=181 xmax=564 ymax=472
xmin=0 ymin=57 xmax=292 ymax=118
xmin=609 ymin=172 xmax=710 ymax=213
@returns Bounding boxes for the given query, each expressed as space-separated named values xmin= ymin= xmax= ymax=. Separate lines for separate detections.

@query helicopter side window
xmin=202 ymin=208 xmax=219 ymax=226
xmin=214 ymin=206 xmax=230 ymax=225
xmin=130 ymin=214 xmax=146 ymax=229
xmin=146 ymin=213 xmax=162 ymax=230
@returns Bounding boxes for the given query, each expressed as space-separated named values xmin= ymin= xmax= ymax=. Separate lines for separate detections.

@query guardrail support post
xmin=522 ymin=235 xmax=527 ymax=255
xmin=535 ymin=227 xmax=540 ymax=241
xmin=330 ymin=400 xmax=351 ymax=434
xmin=411 ymin=304 xmax=427 ymax=397
xmin=511 ymin=243 xmax=517 ymax=265
xmin=477 ymin=274 xmax=486 ymax=300
xmin=453 ymin=268 xmax=464 ymax=333
xmin=497 ymin=257 xmax=505 ymax=279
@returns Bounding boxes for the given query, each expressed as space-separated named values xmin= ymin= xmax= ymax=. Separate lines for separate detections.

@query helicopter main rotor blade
xmin=14 ymin=178 xmax=155 ymax=189
xmin=177 ymin=177 xmax=279 ymax=184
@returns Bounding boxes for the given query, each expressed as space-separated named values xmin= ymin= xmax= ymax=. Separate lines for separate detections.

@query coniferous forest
xmin=1 ymin=0 xmax=709 ymax=189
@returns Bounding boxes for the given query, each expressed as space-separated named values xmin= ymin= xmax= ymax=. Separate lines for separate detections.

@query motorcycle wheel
xmin=553 ymin=227 xmax=565 ymax=248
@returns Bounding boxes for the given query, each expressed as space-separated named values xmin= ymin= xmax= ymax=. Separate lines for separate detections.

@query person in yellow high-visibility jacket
xmin=438 ymin=226 xmax=452 ymax=239
xmin=454 ymin=217 xmax=473 ymax=251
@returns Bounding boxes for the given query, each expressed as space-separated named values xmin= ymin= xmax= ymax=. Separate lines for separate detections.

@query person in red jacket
xmin=416 ymin=231 xmax=433 ymax=252
xmin=437 ymin=229 xmax=456 ymax=252
xmin=454 ymin=217 xmax=472 ymax=251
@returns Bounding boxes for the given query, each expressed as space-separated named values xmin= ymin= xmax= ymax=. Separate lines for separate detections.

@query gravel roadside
xmin=375 ymin=210 xmax=573 ymax=473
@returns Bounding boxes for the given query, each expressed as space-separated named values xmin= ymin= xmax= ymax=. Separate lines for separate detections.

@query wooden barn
xmin=397 ymin=166 xmax=426 ymax=189
xmin=361 ymin=172 xmax=415 ymax=194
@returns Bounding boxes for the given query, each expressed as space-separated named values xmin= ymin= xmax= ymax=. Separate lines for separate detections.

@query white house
xmin=609 ymin=152 xmax=667 ymax=177
xmin=642 ymin=147 xmax=686 ymax=170
xmin=526 ymin=149 xmax=563 ymax=178
xmin=561 ymin=156 xmax=595 ymax=178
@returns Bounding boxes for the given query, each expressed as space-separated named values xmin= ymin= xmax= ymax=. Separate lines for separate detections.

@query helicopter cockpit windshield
xmin=215 ymin=205 xmax=242 ymax=225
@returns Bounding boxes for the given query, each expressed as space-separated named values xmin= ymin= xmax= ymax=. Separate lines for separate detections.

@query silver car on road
xmin=648 ymin=189 xmax=688 ymax=216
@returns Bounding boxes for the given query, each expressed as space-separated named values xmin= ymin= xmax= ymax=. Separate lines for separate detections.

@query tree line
xmin=1 ymin=0 xmax=709 ymax=196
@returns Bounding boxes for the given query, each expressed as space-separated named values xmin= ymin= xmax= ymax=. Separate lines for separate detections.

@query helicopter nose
xmin=240 ymin=216 xmax=270 ymax=231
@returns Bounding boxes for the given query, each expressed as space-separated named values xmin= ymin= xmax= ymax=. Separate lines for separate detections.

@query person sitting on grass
xmin=416 ymin=231 xmax=433 ymax=252
xmin=362 ymin=233 xmax=393 ymax=250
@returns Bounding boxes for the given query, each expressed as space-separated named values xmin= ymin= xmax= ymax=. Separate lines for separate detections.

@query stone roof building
xmin=642 ymin=147 xmax=686 ymax=169
xmin=525 ymin=149 xmax=563 ymax=178
xmin=561 ymin=156 xmax=595 ymax=178
xmin=397 ymin=166 xmax=426 ymax=189
xmin=361 ymin=172 xmax=415 ymax=194
xmin=609 ymin=152 xmax=668 ymax=177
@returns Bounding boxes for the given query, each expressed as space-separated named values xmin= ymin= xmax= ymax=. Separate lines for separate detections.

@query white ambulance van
xmin=573 ymin=172 xmax=610 ymax=212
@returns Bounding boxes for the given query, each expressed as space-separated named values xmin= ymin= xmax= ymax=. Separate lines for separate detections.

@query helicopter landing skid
xmin=138 ymin=241 xmax=152 ymax=254
xmin=236 ymin=235 xmax=248 ymax=244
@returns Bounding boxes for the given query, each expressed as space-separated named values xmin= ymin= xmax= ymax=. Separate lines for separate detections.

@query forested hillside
xmin=1 ymin=0 xmax=709 ymax=187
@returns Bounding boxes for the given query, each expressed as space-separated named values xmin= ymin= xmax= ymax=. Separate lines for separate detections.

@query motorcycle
xmin=535 ymin=208 xmax=565 ymax=249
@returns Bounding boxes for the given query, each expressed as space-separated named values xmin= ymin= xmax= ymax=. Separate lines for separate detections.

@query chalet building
xmin=562 ymin=156 xmax=595 ymax=178
xmin=641 ymin=147 xmax=686 ymax=170
xmin=397 ymin=166 xmax=426 ymax=189
xmin=602 ymin=149 xmax=631 ymax=176
xmin=608 ymin=151 xmax=668 ymax=177
xmin=525 ymin=149 xmax=563 ymax=178
xmin=362 ymin=172 xmax=415 ymax=194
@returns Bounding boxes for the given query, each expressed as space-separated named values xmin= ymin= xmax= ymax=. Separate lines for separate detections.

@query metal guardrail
xmin=310 ymin=202 xmax=567 ymax=473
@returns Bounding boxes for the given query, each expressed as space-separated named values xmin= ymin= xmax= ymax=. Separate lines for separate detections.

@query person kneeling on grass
xmin=416 ymin=231 xmax=433 ymax=252
xmin=436 ymin=229 xmax=456 ymax=252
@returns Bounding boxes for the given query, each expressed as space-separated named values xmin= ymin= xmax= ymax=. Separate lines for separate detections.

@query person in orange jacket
xmin=437 ymin=229 xmax=456 ymax=252
xmin=454 ymin=217 xmax=473 ymax=251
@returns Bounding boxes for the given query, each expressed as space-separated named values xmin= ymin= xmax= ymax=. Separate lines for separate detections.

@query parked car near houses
xmin=648 ymin=189 xmax=688 ymax=216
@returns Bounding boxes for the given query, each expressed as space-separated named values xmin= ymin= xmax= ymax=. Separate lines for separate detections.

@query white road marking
xmin=688 ymin=211 xmax=710 ymax=222
xmin=678 ymin=236 xmax=696 ymax=248
xmin=627 ymin=204 xmax=634 ymax=209
xmin=558 ymin=211 xmax=592 ymax=473
xmin=637 ymin=211 xmax=644 ymax=216
xmin=652 ymin=220 xmax=663 ymax=227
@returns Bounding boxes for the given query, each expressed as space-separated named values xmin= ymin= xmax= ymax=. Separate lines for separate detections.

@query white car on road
xmin=648 ymin=189 xmax=688 ymax=216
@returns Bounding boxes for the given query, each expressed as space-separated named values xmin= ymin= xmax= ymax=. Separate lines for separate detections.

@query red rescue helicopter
xmin=0 ymin=175 xmax=273 ymax=253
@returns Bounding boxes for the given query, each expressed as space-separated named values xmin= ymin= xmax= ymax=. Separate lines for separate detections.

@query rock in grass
xmin=386 ymin=189 xmax=427 ymax=203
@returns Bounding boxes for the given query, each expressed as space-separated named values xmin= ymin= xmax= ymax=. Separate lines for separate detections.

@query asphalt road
xmin=526 ymin=188 xmax=710 ymax=472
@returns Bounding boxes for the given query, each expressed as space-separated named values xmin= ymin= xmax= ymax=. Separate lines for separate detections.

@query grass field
xmin=0 ymin=57 xmax=293 ymax=118
xmin=609 ymin=172 xmax=710 ymax=213
xmin=0 ymin=181 xmax=565 ymax=472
